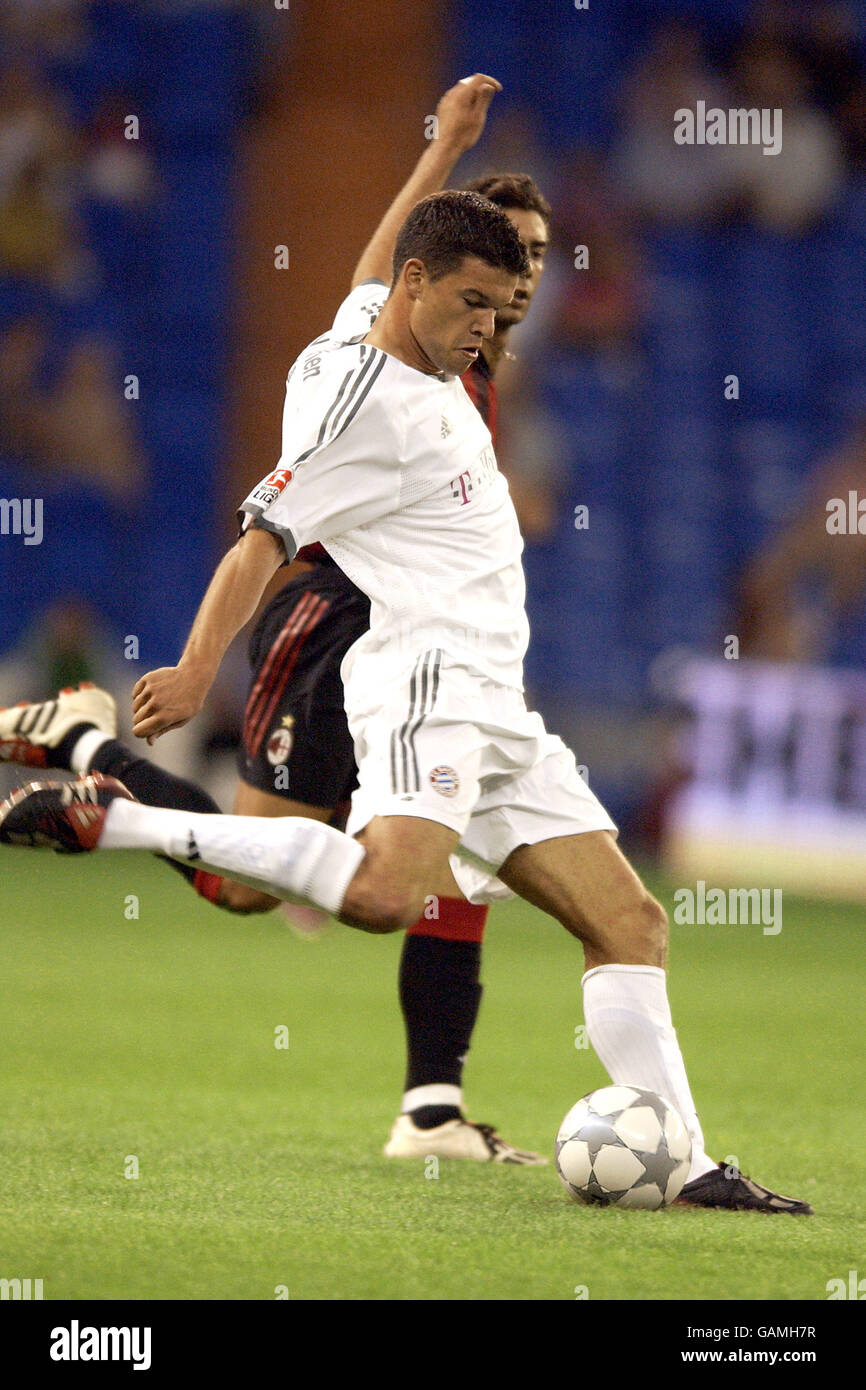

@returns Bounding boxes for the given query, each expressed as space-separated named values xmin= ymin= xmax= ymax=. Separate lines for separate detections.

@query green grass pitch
xmin=0 ymin=847 xmax=862 ymax=1301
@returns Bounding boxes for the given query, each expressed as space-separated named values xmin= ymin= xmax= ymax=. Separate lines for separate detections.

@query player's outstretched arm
xmin=350 ymin=73 xmax=501 ymax=289
xmin=132 ymin=526 xmax=285 ymax=743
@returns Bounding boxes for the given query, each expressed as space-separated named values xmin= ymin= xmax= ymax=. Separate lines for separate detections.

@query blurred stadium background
xmin=3 ymin=0 xmax=866 ymax=898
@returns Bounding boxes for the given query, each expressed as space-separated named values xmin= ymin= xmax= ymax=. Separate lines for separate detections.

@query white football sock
xmin=402 ymin=1084 xmax=463 ymax=1115
xmin=100 ymin=800 xmax=364 ymax=917
xmin=582 ymin=964 xmax=717 ymax=1182
xmin=70 ymin=728 xmax=112 ymax=775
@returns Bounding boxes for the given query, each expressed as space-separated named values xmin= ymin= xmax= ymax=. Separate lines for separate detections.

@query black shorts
xmin=238 ymin=564 xmax=370 ymax=811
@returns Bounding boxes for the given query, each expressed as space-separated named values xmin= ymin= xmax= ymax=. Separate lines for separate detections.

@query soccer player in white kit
xmin=0 ymin=189 xmax=811 ymax=1212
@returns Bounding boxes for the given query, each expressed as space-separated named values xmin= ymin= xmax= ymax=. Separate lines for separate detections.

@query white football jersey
xmin=239 ymin=281 xmax=529 ymax=689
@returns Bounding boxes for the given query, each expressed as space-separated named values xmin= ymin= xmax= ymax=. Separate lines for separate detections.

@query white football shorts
xmin=343 ymin=648 xmax=617 ymax=904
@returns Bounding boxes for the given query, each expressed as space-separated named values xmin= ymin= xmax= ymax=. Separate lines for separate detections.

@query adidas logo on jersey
xmin=441 ymin=416 xmax=453 ymax=438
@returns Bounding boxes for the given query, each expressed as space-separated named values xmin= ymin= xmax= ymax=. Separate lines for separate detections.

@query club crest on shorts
xmin=429 ymin=765 xmax=459 ymax=797
xmin=266 ymin=719 xmax=294 ymax=766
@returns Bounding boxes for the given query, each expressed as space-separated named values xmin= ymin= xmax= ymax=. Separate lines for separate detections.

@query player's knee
xmin=372 ymin=902 xmax=419 ymax=934
xmin=357 ymin=893 xmax=423 ymax=934
xmin=340 ymin=877 xmax=424 ymax=934
xmin=219 ymin=881 xmax=280 ymax=915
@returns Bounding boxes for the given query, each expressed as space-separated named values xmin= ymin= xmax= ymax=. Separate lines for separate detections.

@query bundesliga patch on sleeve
xmin=249 ymin=468 xmax=293 ymax=510
xmin=358 ymin=297 xmax=383 ymax=326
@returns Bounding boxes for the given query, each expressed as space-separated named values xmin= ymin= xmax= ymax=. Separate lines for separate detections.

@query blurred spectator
xmin=797 ymin=2 xmax=865 ymax=118
xmin=0 ymin=597 xmax=122 ymax=713
xmin=0 ymin=63 xmax=91 ymax=289
xmin=840 ymin=72 xmax=866 ymax=173
xmin=495 ymin=358 xmax=567 ymax=542
xmin=85 ymin=94 xmax=156 ymax=208
xmin=740 ymin=1 xmax=865 ymax=119
xmin=0 ymin=312 xmax=144 ymax=501
xmin=549 ymin=148 xmax=643 ymax=355
xmin=614 ymin=20 xmax=737 ymax=225
xmin=794 ymin=1 xmax=866 ymax=173
xmin=0 ymin=1 xmax=88 ymax=64
xmin=727 ymin=35 xmax=845 ymax=232
xmin=0 ymin=311 xmax=46 ymax=460
xmin=42 ymin=333 xmax=145 ymax=501
xmin=737 ymin=417 xmax=866 ymax=662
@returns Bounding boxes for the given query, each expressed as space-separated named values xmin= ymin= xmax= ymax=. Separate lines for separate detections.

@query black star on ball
xmin=576 ymin=1114 xmax=628 ymax=1163
xmin=632 ymin=1137 xmax=683 ymax=1192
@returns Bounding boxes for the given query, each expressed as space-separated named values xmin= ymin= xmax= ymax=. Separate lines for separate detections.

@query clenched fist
xmin=132 ymin=664 xmax=208 ymax=744
xmin=435 ymin=73 xmax=502 ymax=154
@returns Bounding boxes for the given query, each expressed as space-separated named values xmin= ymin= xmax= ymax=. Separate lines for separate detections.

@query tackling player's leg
xmin=0 ymin=772 xmax=379 ymax=916
xmin=0 ymin=777 xmax=454 ymax=941
xmin=0 ymin=684 xmax=268 ymax=905
xmin=0 ymin=683 xmax=222 ymax=824
xmin=0 ymin=685 xmax=543 ymax=1162
xmin=214 ymin=782 xmax=333 ymax=920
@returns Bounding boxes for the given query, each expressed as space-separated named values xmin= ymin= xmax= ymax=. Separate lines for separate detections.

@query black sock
xmin=89 ymin=740 xmax=221 ymax=886
xmin=53 ymin=722 xmax=95 ymax=771
xmin=409 ymin=1104 xmax=463 ymax=1130
xmin=399 ymin=934 xmax=483 ymax=1105
xmin=89 ymin=740 xmax=220 ymax=814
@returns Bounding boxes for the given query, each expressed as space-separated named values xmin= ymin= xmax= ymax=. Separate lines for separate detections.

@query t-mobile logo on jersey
xmin=451 ymin=469 xmax=474 ymax=504
xmin=450 ymin=446 xmax=498 ymax=505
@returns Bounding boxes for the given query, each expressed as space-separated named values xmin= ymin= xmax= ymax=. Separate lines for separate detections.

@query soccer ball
xmin=555 ymin=1085 xmax=692 ymax=1210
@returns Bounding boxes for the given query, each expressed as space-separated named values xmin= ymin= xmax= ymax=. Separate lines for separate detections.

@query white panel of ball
xmin=555 ymin=1085 xmax=692 ymax=1210
xmin=592 ymin=1144 xmax=646 ymax=1193
xmin=555 ymin=1137 xmax=593 ymax=1192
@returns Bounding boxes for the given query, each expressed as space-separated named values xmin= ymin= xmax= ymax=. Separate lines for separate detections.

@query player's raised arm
xmin=132 ymin=526 xmax=285 ymax=743
xmin=350 ymin=73 xmax=501 ymax=288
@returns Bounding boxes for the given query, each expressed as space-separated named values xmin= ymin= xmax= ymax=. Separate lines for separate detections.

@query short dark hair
xmin=463 ymin=171 xmax=552 ymax=229
xmin=392 ymin=189 xmax=530 ymax=286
